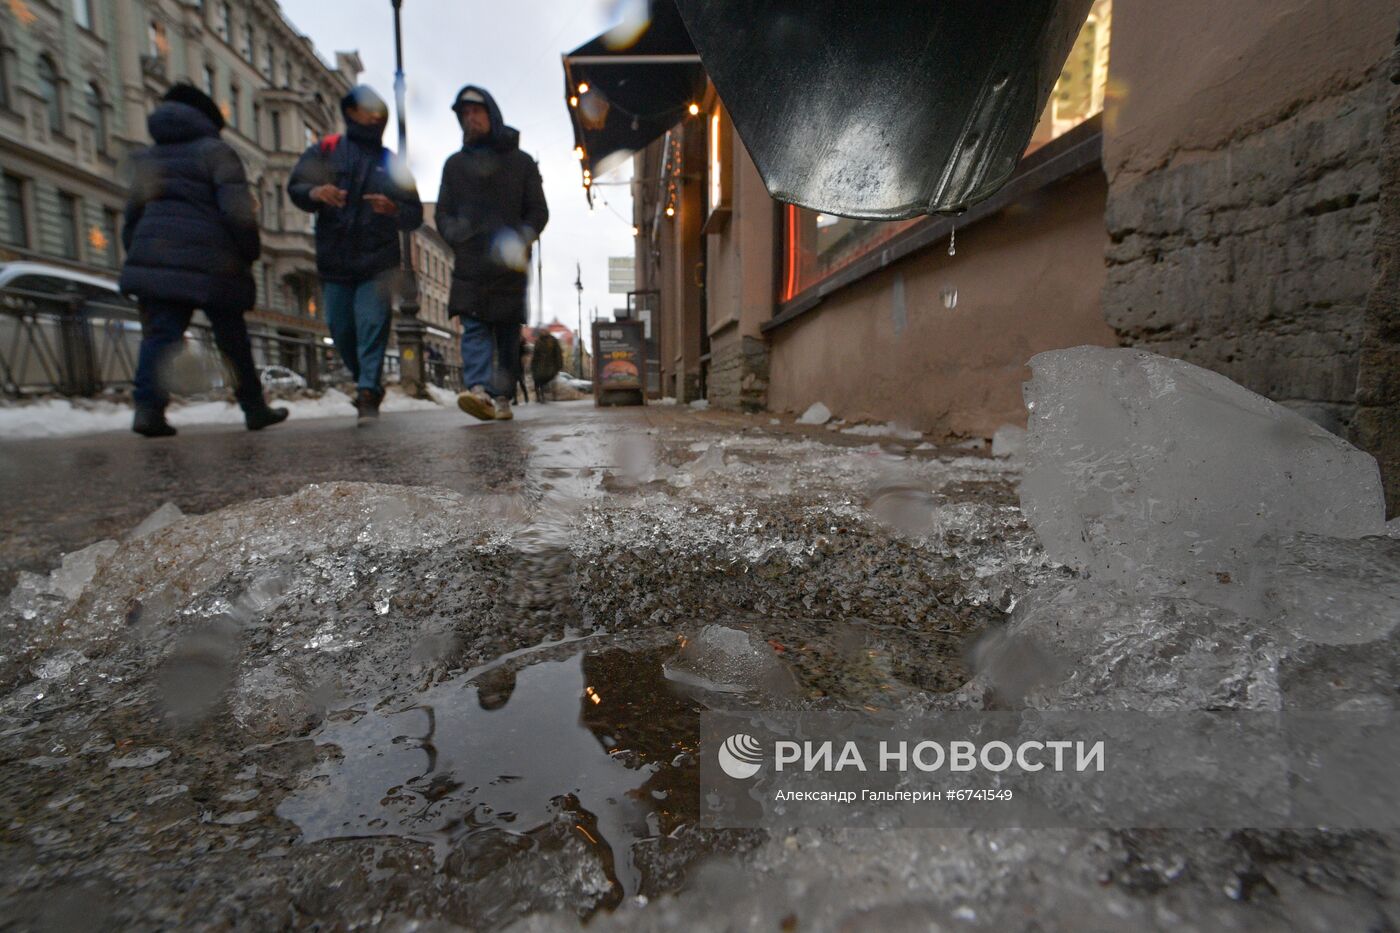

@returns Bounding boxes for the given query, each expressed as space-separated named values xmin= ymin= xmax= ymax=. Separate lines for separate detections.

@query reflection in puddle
xmin=278 ymin=647 xmax=705 ymax=902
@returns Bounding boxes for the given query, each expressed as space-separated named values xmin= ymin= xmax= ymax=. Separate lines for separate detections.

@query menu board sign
xmin=592 ymin=321 xmax=646 ymax=404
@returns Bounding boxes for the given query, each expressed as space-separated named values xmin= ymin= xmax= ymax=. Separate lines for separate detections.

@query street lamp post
xmin=390 ymin=0 xmax=427 ymax=398
xmin=574 ymin=263 xmax=584 ymax=377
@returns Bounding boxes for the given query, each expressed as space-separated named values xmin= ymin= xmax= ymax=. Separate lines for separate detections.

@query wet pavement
xmin=0 ymin=400 xmax=1049 ymax=929
xmin=2 ymin=400 xmax=1394 ymax=931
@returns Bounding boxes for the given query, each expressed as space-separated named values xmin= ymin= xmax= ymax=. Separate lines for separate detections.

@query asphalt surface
xmin=0 ymin=399 xmax=702 ymax=591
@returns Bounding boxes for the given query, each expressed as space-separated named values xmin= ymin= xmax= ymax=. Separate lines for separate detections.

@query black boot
xmin=133 ymin=408 xmax=177 ymax=438
xmin=245 ymin=405 xmax=289 ymax=431
xmin=356 ymin=388 xmax=382 ymax=420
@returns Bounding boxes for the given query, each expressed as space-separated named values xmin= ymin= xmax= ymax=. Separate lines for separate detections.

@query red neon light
xmin=784 ymin=204 xmax=798 ymax=302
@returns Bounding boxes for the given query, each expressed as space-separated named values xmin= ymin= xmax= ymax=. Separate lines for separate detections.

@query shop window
xmin=780 ymin=0 xmax=1112 ymax=304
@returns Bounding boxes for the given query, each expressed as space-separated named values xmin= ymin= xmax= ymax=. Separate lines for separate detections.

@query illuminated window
xmin=780 ymin=0 xmax=1112 ymax=304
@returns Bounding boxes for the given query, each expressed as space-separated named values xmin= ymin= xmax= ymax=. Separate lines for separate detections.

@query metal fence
xmin=0 ymin=284 xmax=461 ymax=398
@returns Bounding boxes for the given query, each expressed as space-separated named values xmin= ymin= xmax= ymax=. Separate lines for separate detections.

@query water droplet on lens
xmin=941 ymin=286 xmax=959 ymax=310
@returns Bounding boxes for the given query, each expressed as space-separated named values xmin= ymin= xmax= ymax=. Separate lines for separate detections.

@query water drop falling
xmin=948 ymin=227 xmax=956 ymax=257
xmin=941 ymin=286 xmax=959 ymax=310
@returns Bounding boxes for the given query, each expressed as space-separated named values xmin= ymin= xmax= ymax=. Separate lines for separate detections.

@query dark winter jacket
xmin=119 ymin=102 xmax=260 ymax=310
xmin=287 ymin=114 xmax=423 ymax=284
xmin=531 ymin=330 xmax=564 ymax=386
xmin=436 ymin=86 xmax=549 ymax=323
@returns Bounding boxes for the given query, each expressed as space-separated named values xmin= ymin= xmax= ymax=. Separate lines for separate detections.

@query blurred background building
xmin=0 ymin=0 xmax=359 ymax=375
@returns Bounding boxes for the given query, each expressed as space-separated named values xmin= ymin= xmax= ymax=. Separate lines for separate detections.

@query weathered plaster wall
xmin=767 ymin=170 xmax=1115 ymax=439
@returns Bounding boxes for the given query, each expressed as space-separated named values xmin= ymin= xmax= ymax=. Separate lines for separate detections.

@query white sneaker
xmin=456 ymin=385 xmax=494 ymax=421
xmin=493 ymin=396 xmax=513 ymax=421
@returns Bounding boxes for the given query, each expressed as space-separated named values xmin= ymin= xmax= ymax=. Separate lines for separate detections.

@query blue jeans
xmin=460 ymin=317 xmax=521 ymax=400
xmin=323 ymin=277 xmax=392 ymax=394
xmin=134 ymin=301 xmax=263 ymax=413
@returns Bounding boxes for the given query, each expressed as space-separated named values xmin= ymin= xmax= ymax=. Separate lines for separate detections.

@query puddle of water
xmin=278 ymin=646 xmax=706 ymax=903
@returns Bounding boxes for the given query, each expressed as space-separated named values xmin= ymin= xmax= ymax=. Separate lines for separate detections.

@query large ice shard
xmin=1019 ymin=347 xmax=1386 ymax=608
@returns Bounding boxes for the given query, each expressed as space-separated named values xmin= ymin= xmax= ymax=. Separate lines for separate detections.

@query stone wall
xmin=708 ymin=332 xmax=769 ymax=412
xmin=1355 ymin=30 xmax=1400 ymax=517
xmin=1103 ymin=74 xmax=1390 ymax=434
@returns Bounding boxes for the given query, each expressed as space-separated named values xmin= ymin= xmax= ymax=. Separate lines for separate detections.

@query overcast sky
xmin=281 ymin=0 xmax=637 ymax=330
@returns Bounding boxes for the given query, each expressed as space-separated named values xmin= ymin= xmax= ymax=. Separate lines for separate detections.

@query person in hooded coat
xmin=436 ymin=85 xmax=549 ymax=422
xmin=531 ymin=329 xmax=564 ymax=402
xmin=287 ymin=85 xmax=423 ymax=419
xmin=120 ymin=83 xmax=287 ymax=437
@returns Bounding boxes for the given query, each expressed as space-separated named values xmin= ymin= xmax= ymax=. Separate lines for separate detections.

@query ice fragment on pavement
xmin=108 ymin=748 xmax=171 ymax=769
xmin=50 ymin=540 xmax=119 ymax=602
xmin=684 ymin=445 xmax=727 ymax=479
xmin=664 ymin=625 xmax=796 ymax=698
xmin=130 ymin=502 xmax=185 ymax=540
xmin=796 ymin=402 xmax=832 ymax=425
xmin=689 ymin=399 xmax=710 ymax=410
xmin=991 ymin=424 xmax=1027 ymax=458
xmin=1019 ymin=347 xmax=1386 ymax=604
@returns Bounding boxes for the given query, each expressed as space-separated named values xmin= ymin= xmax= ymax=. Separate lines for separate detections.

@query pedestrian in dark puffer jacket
xmin=120 ymin=83 xmax=287 ymax=437
xmin=287 ymin=85 xmax=423 ymax=420
xmin=437 ymin=85 xmax=549 ymax=422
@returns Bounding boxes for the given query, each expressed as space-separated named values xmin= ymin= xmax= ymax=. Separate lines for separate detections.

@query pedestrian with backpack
xmin=288 ymin=85 xmax=423 ymax=421
xmin=120 ymin=83 xmax=288 ymax=438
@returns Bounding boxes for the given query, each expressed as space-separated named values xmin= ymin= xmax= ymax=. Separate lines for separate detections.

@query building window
xmin=87 ymin=82 xmax=105 ymax=155
xmin=0 ymin=30 xmax=9 ymax=110
xmin=148 ymin=20 xmax=169 ymax=60
xmin=37 ymin=55 xmax=62 ymax=135
xmin=2 ymin=174 xmax=28 ymax=248
xmin=57 ymin=192 xmax=81 ymax=260
xmin=264 ymin=42 xmax=274 ymax=77
xmin=779 ymin=0 xmax=1113 ymax=305
xmin=73 ymin=0 xmax=92 ymax=30
xmin=269 ymin=109 xmax=282 ymax=150
xmin=252 ymin=102 xmax=261 ymax=145
xmin=242 ymin=23 xmax=254 ymax=61
xmin=101 ymin=208 xmax=120 ymax=267
xmin=273 ymin=186 xmax=283 ymax=231
xmin=219 ymin=2 xmax=231 ymax=40
xmin=203 ymin=64 xmax=215 ymax=97
xmin=229 ymin=83 xmax=240 ymax=131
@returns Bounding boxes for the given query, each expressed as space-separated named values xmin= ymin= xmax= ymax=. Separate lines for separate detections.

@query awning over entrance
xmin=562 ymin=0 xmax=705 ymax=193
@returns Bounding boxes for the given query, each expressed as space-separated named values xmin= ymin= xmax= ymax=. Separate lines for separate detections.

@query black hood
xmin=147 ymin=101 xmax=221 ymax=145
xmin=452 ymin=84 xmax=520 ymax=151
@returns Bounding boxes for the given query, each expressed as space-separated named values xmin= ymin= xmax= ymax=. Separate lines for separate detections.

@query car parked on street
xmin=554 ymin=372 xmax=593 ymax=393
xmin=258 ymin=365 xmax=308 ymax=392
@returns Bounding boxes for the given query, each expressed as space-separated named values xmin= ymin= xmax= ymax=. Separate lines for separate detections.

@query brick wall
xmin=1103 ymin=73 xmax=1390 ymax=435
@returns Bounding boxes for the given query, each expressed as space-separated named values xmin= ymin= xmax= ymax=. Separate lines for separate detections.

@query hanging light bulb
xmin=574 ymin=146 xmax=584 ymax=160
xmin=688 ymin=102 xmax=700 ymax=116
xmin=569 ymin=96 xmax=579 ymax=107
xmin=578 ymin=82 xmax=590 ymax=94
xmin=665 ymin=205 xmax=675 ymax=217
xmin=632 ymin=225 xmax=640 ymax=236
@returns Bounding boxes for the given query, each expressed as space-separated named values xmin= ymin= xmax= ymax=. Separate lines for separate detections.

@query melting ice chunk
xmin=1019 ymin=347 xmax=1386 ymax=606
xmin=796 ymin=402 xmax=832 ymax=426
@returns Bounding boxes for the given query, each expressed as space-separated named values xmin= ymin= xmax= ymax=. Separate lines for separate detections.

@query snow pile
xmin=990 ymin=424 xmax=1026 ymax=458
xmin=0 ymin=387 xmax=449 ymax=440
xmin=974 ymin=347 xmax=1399 ymax=711
xmin=840 ymin=422 xmax=922 ymax=441
xmin=796 ymin=402 xmax=832 ymax=425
